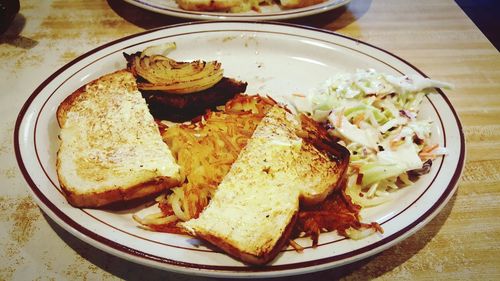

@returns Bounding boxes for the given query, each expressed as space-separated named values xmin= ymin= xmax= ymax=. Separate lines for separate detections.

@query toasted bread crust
xmin=59 ymin=176 xmax=179 ymax=208
xmin=297 ymin=114 xmax=350 ymax=205
xmin=56 ymin=70 xmax=180 ymax=208
xmin=196 ymin=211 xmax=298 ymax=265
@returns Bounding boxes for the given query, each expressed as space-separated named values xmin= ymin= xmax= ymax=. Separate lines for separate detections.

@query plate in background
xmin=122 ymin=0 xmax=351 ymax=20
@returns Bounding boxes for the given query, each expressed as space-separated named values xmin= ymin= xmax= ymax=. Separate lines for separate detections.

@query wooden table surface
xmin=1 ymin=0 xmax=499 ymax=280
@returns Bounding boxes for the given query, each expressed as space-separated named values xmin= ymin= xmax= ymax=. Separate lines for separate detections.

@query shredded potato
xmin=138 ymin=94 xmax=276 ymax=231
xmin=137 ymin=94 xmax=381 ymax=247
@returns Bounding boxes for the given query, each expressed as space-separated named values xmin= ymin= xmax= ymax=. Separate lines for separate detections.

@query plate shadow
xmin=0 ymin=13 xmax=38 ymax=49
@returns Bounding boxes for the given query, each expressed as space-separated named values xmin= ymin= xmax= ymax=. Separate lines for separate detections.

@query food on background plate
xmin=176 ymin=0 xmax=267 ymax=13
xmin=292 ymin=69 xmax=453 ymax=207
xmin=280 ymin=0 xmax=327 ymax=9
xmin=56 ymin=70 xmax=181 ymax=208
xmin=125 ymin=43 xmax=247 ymax=121
xmin=175 ymin=0 xmax=326 ymax=13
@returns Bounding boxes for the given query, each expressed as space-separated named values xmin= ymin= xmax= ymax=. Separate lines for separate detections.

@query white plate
xmin=15 ymin=22 xmax=464 ymax=278
xmin=122 ymin=0 xmax=351 ymax=20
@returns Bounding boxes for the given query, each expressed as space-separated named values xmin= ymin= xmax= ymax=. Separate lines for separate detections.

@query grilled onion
xmin=125 ymin=44 xmax=224 ymax=94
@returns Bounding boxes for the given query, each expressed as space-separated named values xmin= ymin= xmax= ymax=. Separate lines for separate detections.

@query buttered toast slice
xmin=56 ymin=70 xmax=181 ymax=208
xmin=182 ymin=106 xmax=349 ymax=265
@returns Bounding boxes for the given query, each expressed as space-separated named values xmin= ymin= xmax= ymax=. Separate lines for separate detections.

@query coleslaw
xmin=292 ymin=69 xmax=453 ymax=207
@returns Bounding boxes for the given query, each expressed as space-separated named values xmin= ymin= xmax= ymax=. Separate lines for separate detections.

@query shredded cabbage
xmin=292 ymin=69 xmax=452 ymax=207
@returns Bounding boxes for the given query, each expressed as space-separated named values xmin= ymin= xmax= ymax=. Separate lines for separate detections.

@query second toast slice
xmin=182 ymin=106 xmax=349 ymax=264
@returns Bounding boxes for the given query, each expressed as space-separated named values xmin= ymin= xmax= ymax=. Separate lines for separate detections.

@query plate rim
xmin=14 ymin=21 xmax=465 ymax=277
xmin=121 ymin=0 xmax=352 ymax=21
